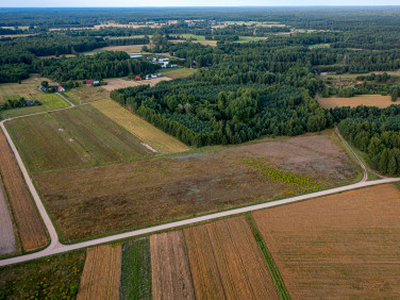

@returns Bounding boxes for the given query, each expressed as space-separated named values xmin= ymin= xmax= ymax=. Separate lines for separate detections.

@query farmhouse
xmin=58 ymin=86 xmax=65 ymax=92
xmin=86 ymin=80 xmax=94 ymax=85
xmin=135 ymin=75 xmax=142 ymax=81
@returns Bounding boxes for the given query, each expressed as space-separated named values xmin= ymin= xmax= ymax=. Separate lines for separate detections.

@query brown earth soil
xmin=0 ymin=130 xmax=48 ymax=252
xmin=77 ymin=244 xmax=122 ymax=300
xmin=253 ymin=184 xmax=400 ymax=299
xmin=33 ymin=131 xmax=358 ymax=243
xmin=150 ymin=231 xmax=195 ymax=300
xmin=184 ymin=216 xmax=279 ymax=299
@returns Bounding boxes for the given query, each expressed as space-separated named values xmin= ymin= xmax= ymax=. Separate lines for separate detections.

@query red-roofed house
xmin=135 ymin=76 xmax=142 ymax=81
xmin=86 ymin=80 xmax=94 ymax=85
xmin=58 ymin=86 xmax=65 ymax=92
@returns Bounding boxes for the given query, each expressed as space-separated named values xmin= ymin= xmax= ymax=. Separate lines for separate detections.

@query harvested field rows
xmin=77 ymin=245 xmax=122 ymax=300
xmin=91 ymin=100 xmax=189 ymax=154
xmin=253 ymin=184 xmax=400 ymax=299
xmin=0 ymin=130 xmax=47 ymax=252
xmin=318 ymin=94 xmax=399 ymax=109
xmin=150 ymin=231 xmax=195 ymax=300
xmin=0 ymin=180 xmax=16 ymax=255
xmin=102 ymin=77 xmax=171 ymax=91
xmin=6 ymin=105 xmax=152 ymax=173
xmin=184 ymin=217 xmax=279 ymax=299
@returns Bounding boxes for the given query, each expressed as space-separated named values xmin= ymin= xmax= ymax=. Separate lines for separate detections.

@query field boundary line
xmin=334 ymin=124 xmax=368 ymax=182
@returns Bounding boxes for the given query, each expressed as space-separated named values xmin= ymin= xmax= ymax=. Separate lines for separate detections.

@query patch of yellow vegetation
xmin=91 ymin=100 xmax=190 ymax=154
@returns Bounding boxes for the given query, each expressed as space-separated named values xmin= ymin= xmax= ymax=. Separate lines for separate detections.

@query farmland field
xmin=2 ymin=93 xmax=70 ymax=118
xmin=5 ymin=105 xmax=153 ymax=173
xmin=253 ymin=184 xmax=400 ymax=299
xmin=318 ymin=94 xmax=399 ymax=109
xmin=77 ymin=245 xmax=121 ymax=300
xmin=32 ymin=130 xmax=358 ymax=242
xmin=184 ymin=217 xmax=279 ymax=299
xmin=102 ymin=77 xmax=171 ymax=91
xmin=120 ymin=238 xmax=152 ymax=300
xmin=0 ymin=74 xmax=51 ymax=102
xmin=150 ymin=231 xmax=195 ymax=300
xmin=0 ymin=179 xmax=16 ymax=256
xmin=91 ymin=100 xmax=190 ymax=154
xmin=159 ymin=68 xmax=196 ymax=79
xmin=0 ymin=250 xmax=85 ymax=299
xmin=0 ymin=130 xmax=48 ymax=252
xmin=63 ymin=85 xmax=110 ymax=104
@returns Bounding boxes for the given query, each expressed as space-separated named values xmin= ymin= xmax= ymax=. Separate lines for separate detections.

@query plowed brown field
xmin=77 ymin=244 xmax=122 ymax=300
xmin=150 ymin=231 xmax=195 ymax=300
xmin=0 ymin=130 xmax=47 ymax=252
xmin=184 ymin=217 xmax=279 ymax=300
xmin=253 ymin=184 xmax=400 ymax=299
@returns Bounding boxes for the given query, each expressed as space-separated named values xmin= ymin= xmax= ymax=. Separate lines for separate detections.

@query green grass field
xmin=120 ymin=238 xmax=152 ymax=300
xmin=181 ymin=34 xmax=206 ymax=41
xmin=1 ymin=93 xmax=70 ymax=118
xmin=5 ymin=105 xmax=153 ymax=173
xmin=159 ymin=68 xmax=196 ymax=79
xmin=63 ymin=85 xmax=110 ymax=104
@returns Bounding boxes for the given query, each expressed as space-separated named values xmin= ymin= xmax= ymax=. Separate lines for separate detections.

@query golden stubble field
xmin=184 ymin=217 xmax=279 ymax=299
xmin=102 ymin=77 xmax=171 ymax=91
xmin=77 ymin=245 xmax=122 ymax=300
xmin=318 ymin=94 xmax=399 ymax=109
xmin=253 ymin=184 xmax=400 ymax=299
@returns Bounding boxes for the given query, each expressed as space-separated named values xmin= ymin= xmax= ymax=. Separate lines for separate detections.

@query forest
xmin=1 ymin=7 xmax=400 ymax=174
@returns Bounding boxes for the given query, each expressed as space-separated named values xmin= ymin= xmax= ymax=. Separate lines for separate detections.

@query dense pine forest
xmin=1 ymin=7 xmax=400 ymax=175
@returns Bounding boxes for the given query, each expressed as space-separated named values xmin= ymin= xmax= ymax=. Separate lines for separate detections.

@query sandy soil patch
xmin=253 ymin=184 xmax=400 ymax=299
xmin=0 ymin=182 xmax=16 ymax=255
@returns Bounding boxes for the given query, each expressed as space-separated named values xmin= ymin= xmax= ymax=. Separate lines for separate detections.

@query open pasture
xmin=91 ymin=100 xmax=189 ymax=154
xmin=5 ymin=104 xmax=152 ymax=173
xmin=318 ymin=94 xmax=398 ymax=109
xmin=0 ymin=74 xmax=51 ymax=102
xmin=77 ymin=245 xmax=121 ymax=300
xmin=90 ymin=44 xmax=147 ymax=53
xmin=0 ymin=130 xmax=48 ymax=252
xmin=253 ymin=184 xmax=400 ymax=299
xmin=63 ymin=85 xmax=110 ymax=104
xmin=33 ymin=131 xmax=358 ymax=242
xmin=102 ymin=77 xmax=171 ymax=91
xmin=184 ymin=217 xmax=279 ymax=299
xmin=150 ymin=231 xmax=195 ymax=300
xmin=158 ymin=67 xmax=196 ymax=79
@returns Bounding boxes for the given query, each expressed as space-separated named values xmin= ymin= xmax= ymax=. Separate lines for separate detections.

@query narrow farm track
xmin=0 ymin=103 xmax=399 ymax=266
xmin=56 ymin=92 xmax=75 ymax=107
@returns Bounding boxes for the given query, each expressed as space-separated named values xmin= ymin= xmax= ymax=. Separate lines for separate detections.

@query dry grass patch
xmin=150 ymin=231 xmax=195 ymax=300
xmin=0 ymin=74 xmax=51 ymax=102
xmin=318 ymin=94 xmax=399 ymax=109
xmin=184 ymin=217 xmax=279 ymax=299
xmin=102 ymin=77 xmax=171 ymax=91
xmin=0 ymin=130 xmax=47 ymax=252
xmin=0 ymin=180 xmax=17 ymax=255
xmin=91 ymin=100 xmax=189 ymax=154
xmin=92 ymin=45 xmax=147 ymax=52
xmin=33 ymin=131 xmax=358 ymax=242
xmin=77 ymin=244 xmax=122 ymax=300
xmin=253 ymin=184 xmax=400 ymax=299
xmin=63 ymin=85 xmax=110 ymax=104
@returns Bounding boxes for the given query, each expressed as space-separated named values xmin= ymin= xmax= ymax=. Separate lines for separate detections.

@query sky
xmin=2 ymin=0 xmax=400 ymax=7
